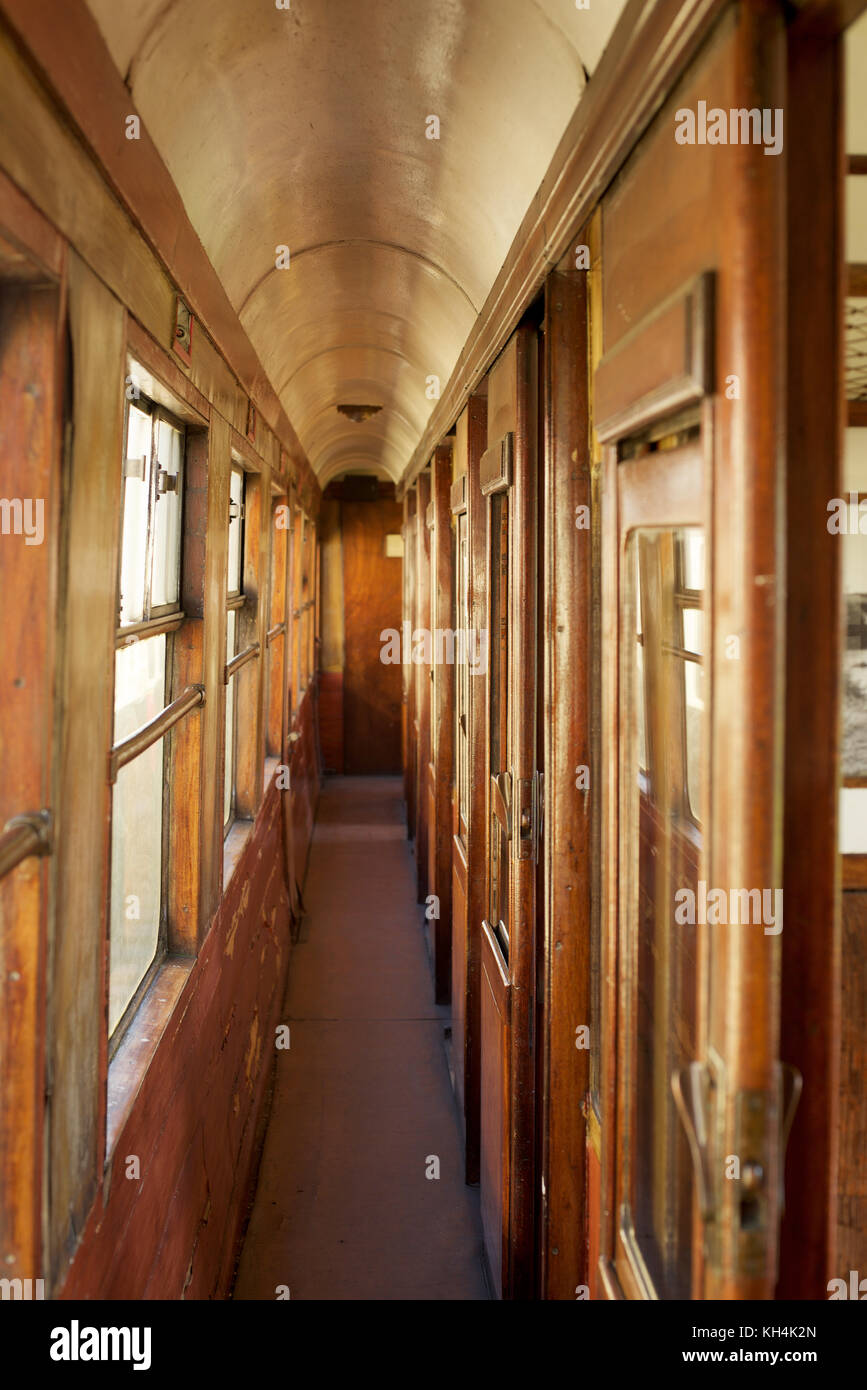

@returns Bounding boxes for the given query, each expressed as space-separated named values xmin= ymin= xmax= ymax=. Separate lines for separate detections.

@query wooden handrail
xmin=109 ymin=684 xmax=205 ymax=783
xmin=0 ymin=810 xmax=53 ymax=879
xmin=224 ymin=641 xmax=260 ymax=683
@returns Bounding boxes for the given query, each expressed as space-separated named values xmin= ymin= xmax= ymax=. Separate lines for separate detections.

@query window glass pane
xmin=625 ymin=526 xmax=704 ymax=1300
xmin=685 ymin=658 xmax=705 ymax=821
xmin=151 ymin=416 xmax=183 ymax=609
xmin=682 ymin=607 xmax=703 ymax=656
xmin=682 ymin=529 xmax=705 ymax=591
xmin=841 ymin=432 xmax=867 ymax=784
xmin=114 ymin=635 xmax=167 ymax=742
xmin=119 ymin=404 xmax=151 ymax=626
xmin=635 ymin=546 xmax=647 ymax=775
xmin=841 ymin=787 xmax=867 ymax=853
xmin=224 ymin=610 xmax=237 ymax=827
xmin=456 ymin=513 xmax=469 ymax=838
xmin=109 ymin=739 xmax=164 ymax=1034
xmin=228 ymin=468 xmax=244 ymax=594
xmin=489 ymin=492 xmax=509 ymax=956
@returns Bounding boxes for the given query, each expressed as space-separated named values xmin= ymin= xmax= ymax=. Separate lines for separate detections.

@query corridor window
xmin=455 ymin=510 xmax=469 ymax=845
xmin=266 ymin=494 xmax=288 ymax=758
xmin=119 ymin=401 xmax=184 ymax=626
xmin=624 ymin=525 xmax=704 ymax=1299
xmin=109 ymin=396 xmax=187 ymax=1039
xmin=225 ymin=466 xmax=246 ymax=830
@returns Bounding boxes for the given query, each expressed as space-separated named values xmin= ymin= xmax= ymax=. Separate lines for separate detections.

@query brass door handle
xmin=491 ymin=771 xmax=511 ymax=838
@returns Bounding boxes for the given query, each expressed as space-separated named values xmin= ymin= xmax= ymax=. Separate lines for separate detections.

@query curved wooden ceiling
xmin=85 ymin=0 xmax=625 ymax=483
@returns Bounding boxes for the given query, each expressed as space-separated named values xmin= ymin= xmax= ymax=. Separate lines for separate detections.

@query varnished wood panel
xmin=779 ymin=25 xmax=842 ymax=1300
xmin=318 ymin=670 xmax=344 ymax=772
xmin=167 ymin=426 xmax=208 ymax=954
xmin=451 ymin=849 xmax=469 ymax=1133
xmin=0 ymin=0 xmax=320 ymax=506
xmin=398 ymin=0 xmax=729 ymax=494
xmin=462 ymin=396 xmax=489 ymax=1185
xmin=58 ymin=782 xmax=291 ymax=1298
xmin=235 ymin=468 xmax=268 ymax=820
xmin=599 ymin=3 xmax=787 ymax=1301
xmin=429 ymin=442 xmax=455 ymax=1003
xmin=402 ymin=491 xmax=417 ymax=831
xmin=341 ymin=497 xmax=403 ymax=774
xmin=203 ymin=415 xmax=231 ymax=922
xmin=0 ymin=164 xmax=64 ymax=278
xmin=539 ymin=265 xmax=593 ymax=1299
xmin=0 ymin=274 xmax=62 ymax=1287
xmin=838 ymin=893 xmax=867 ymax=1276
xmin=480 ymin=925 xmax=510 ymax=1299
xmin=414 ymin=472 xmax=432 ymax=897
xmin=49 ymin=252 xmax=125 ymax=1280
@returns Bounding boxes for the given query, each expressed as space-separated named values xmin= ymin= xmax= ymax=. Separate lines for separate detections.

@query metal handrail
xmin=109 ymin=684 xmax=205 ymax=783
xmin=266 ymin=623 xmax=286 ymax=647
xmin=224 ymin=641 xmax=260 ymax=683
xmin=0 ymin=810 xmax=53 ymax=880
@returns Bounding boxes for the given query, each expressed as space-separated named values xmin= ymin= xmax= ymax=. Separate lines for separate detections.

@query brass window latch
xmin=672 ymin=1058 xmax=802 ymax=1279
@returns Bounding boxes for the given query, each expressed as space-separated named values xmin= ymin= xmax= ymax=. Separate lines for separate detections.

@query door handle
xmin=672 ymin=1059 xmax=803 ymax=1277
xmin=491 ymin=771 xmax=511 ymax=837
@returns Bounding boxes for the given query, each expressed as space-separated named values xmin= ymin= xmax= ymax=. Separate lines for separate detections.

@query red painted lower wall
xmin=57 ymin=743 xmax=319 ymax=1299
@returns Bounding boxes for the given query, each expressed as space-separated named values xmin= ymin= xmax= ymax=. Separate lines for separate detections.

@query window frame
xmin=117 ymin=396 xmax=187 ymax=633
xmin=108 ymin=392 xmax=191 ymax=1053
xmin=224 ymin=462 xmax=248 ymax=835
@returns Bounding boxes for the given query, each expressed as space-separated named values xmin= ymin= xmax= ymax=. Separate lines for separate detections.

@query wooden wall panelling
xmin=48 ymin=251 xmax=125 ymax=1282
xmin=318 ymin=496 xmax=343 ymax=772
xmin=167 ymin=426 xmax=208 ymax=955
xmin=839 ymin=893 xmax=867 ymax=1273
xmin=403 ymin=488 xmax=417 ymax=837
xmin=480 ymin=921 xmax=511 ymax=1300
xmin=779 ymin=22 xmax=843 ymax=1299
xmin=708 ymin=1 xmax=787 ymax=1300
xmin=234 ymin=464 xmax=267 ymax=819
xmin=397 ymin=0 xmax=730 ymax=496
xmin=0 ymin=32 xmax=176 ymax=371
xmin=463 ymin=394 xmax=489 ymax=1184
xmin=0 ymin=163 xmax=64 ymax=278
xmin=282 ymin=484 xmax=298 ymax=919
xmin=202 ymin=414 xmax=231 ymax=927
xmin=539 ymin=261 xmax=593 ymax=1299
xmin=598 ymin=3 xmax=787 ymax=1299
xmin=414 ymin=471 xmax=432 ymax=901
xmin=266 ymin=485 xmax=288 ymax=760
xmin=58 ymin=780 xmax=292 ymax=1299
xmin=341 ymin=496 xmax=403 ymax=774
xmin=0 ymin=263 xmax=63 ymax=1289
xmin=505 ymin=326 xmax=540 ymax=1300
xmin=125 ymin=316 xmax=210 ymax=425
xmin=0 ymin=0 xmax=321 ymax=509
xmin=429 ymin=443 xmax=455 ymax=1003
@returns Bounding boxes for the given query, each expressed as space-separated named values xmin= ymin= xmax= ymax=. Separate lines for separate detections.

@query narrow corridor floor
xmin=232 ymin=775 xmax=489 ymax=1300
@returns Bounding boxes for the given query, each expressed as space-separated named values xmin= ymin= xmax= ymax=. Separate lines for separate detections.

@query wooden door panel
xmin=480 ymin=921 xmax=510 ymax=1296
xmin=451 ymin=850 xmax=468 ymax=1125
xmin=449 ymin=396 xmax=487 ymax=1184
xmin=341 ymin=497 xmax=402 ymax=773
xmin=478 ymin=325 xmax=539 ymax=1298
xmin=425 ymin=764 xmax=436 ymax=965
xmin=595 ymin=6 xmax=787 ymax=1301
xmin=414 ymin=473 xmax=431 ymax=899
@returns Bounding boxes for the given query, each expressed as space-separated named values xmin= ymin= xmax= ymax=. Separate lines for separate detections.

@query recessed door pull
xmin=672 ymin=1059 xmax=802 ymax=1277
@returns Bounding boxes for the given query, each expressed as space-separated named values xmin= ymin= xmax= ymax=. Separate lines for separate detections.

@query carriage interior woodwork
xmin=1 ymin=0 xmax=866 ymax=1308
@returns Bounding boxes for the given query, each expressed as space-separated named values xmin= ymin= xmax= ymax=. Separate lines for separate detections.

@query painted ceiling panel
xmin=86 ymin=0 xmax=627 ymax=479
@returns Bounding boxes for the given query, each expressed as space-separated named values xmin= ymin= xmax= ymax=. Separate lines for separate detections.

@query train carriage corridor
xmin=2 ymin=0 xmax=867 ymax=1326
xmin=232 ymin=776 xmax=488 ymax=1301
